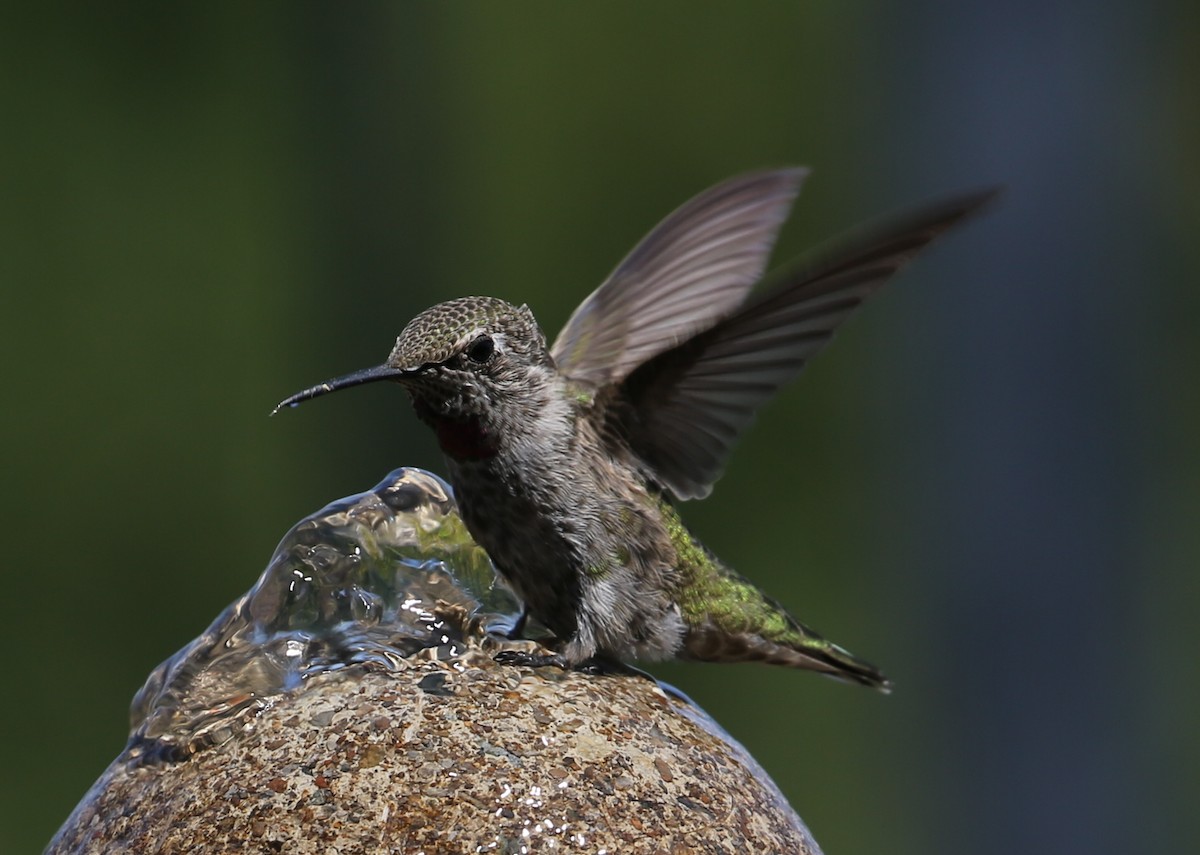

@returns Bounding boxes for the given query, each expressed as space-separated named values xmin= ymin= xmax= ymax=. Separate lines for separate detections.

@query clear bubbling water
xmin=128 ymin=468 xmax=521 ymax=761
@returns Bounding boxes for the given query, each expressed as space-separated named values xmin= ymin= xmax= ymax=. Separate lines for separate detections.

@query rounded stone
xmin=48 ymin=653 xmax=820 ymax=854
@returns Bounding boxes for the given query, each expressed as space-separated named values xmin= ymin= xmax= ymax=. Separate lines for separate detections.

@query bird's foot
xmin=490 ymin=650 xmax=646 ymax=678
xmin=571 ymin=655 xmax=646 ymax=677
xmin=527 ymin=653 xmax=645 ymax=677
xmin=492 ymin=649 xmax=568 ymax=669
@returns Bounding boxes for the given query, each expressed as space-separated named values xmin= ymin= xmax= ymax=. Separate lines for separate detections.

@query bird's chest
xmin=446 ymin=455 xmax=590 ymax=610
xmin=446 ymin=447 xmax=686 ymax=661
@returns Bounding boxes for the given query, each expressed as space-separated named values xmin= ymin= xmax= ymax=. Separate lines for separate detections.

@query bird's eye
xmin=466 ymin=334 xmax=494 ymax=364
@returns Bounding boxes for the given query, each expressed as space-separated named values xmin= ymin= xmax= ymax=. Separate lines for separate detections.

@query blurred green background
xmin=3 ymin=3 xmax=1196 ymax=853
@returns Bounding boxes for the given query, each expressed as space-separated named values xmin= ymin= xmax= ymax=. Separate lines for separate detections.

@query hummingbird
xmin=275 ymin=169 xmax=995 ymax=691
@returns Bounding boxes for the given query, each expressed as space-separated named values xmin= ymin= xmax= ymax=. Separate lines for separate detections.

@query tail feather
xmin=684 ymin=624 xmax=892 ymax=692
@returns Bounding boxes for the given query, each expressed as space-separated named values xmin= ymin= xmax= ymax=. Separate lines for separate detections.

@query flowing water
xmin=127 ymin=468 xmax=521 ymax=761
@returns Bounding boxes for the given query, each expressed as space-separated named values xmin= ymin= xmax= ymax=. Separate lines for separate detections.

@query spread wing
xmin=619 ymin=188 xmax=1000 ymax=500
xmin=550 ymin=168 xmax=807 ymax=388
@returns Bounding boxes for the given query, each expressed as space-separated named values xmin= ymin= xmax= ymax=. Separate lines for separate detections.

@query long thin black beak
xmin=270 ymin=364 xmax=408 ymax=415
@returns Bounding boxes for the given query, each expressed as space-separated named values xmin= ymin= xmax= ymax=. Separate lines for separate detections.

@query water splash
xmin=128 ymin=468 xmax=521 ymax=761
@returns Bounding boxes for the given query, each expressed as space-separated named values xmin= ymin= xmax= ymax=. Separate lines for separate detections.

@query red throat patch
xmin=411 ymin=398 xmax=499 ymax=460
xmin=432 ymin=414 xmax=499 ymax=460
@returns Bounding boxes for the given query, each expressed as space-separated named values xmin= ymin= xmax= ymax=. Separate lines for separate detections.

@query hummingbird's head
xmin=273 ymin=296 xmax=557 ymax=429
xmin=385 ymin=296 xmax=555 ymax=421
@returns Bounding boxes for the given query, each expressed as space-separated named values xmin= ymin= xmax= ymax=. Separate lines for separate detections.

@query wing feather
xmin=551 ymin=169 xmax=808 ymax=386
xmin=621 ymin=188 xmax=1000 ymax=499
